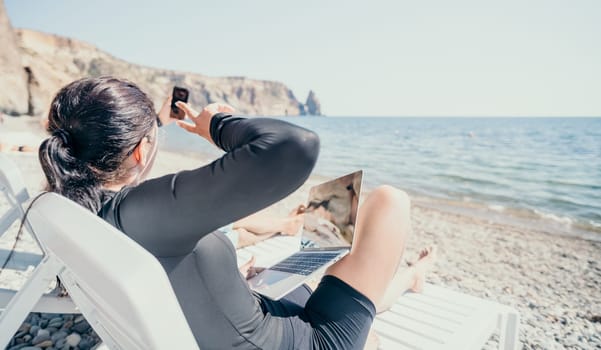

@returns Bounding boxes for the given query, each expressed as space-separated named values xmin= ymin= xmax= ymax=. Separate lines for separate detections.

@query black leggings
xmin=259 ymin=276 xmax=376 ymax=350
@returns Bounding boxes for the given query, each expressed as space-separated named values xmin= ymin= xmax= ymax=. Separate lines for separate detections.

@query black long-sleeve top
xmin=98 ymin=114 xmax=320 ymax=349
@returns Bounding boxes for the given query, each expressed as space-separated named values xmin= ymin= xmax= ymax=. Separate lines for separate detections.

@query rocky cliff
xmin=0 ymin=0 xmax=29 ymax=115
xmin=0 ymin=2 xmax=321 ymax=117
xmin=305 ymin=90 xmax=322 ymax=116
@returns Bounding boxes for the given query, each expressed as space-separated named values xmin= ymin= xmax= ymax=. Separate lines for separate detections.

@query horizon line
xmin=299 ymin=115 xmax=601 ymax=118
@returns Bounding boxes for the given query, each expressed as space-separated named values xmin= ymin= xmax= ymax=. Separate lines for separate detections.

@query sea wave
xmin=488 ymin=204 xmax=506 ymax=212
xmin=533 ymin=209 xmax=574 ymax=226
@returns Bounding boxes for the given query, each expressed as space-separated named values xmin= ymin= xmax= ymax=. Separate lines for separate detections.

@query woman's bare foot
xmin=280 ymin=215 xmax=304 ymax=236
xmin=409 ymin=246 xmax=437 ymax=293
xmin=289 ymin=204 xmax=306 ymax=216
xmin=376 ymin=246 xmax=437 ymax=314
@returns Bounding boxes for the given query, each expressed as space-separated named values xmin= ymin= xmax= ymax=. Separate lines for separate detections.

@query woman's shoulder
xmin=97 ymin=187 xmax=133 ymax=229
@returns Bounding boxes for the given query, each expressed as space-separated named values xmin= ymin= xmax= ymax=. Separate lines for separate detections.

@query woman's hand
xmin=238 ymin=255 xmax=265 ymax=280
xmin=175 ymin=102 xmax=235 ymax=144
xmin=157 ymin=96 xmax=175 ymax=127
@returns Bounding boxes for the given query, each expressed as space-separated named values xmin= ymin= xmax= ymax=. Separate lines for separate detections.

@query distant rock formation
xmin=0 ymin=0 xmax=29 ymax=115
xmin=304 ymin=90 xmax=322 ymax=116
xmin=0 ymin=1 xmax=321 ymax=117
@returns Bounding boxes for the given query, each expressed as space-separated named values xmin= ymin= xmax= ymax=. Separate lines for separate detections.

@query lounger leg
xmin=0 ymin=256 xmax=63 ymax=348
xmin=498 ymin=307 xmax=520 ymax=350
xmin=0 ymin=206 xmax=21 ymax=237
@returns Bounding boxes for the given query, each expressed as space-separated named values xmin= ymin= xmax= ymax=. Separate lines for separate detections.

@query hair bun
xmin=52 ymin=129 xmax=71 ymax=145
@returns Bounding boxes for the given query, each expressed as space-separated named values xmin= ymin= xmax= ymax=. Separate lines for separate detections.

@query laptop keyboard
xmin=270 ymin=251 xmax=342 ymax=276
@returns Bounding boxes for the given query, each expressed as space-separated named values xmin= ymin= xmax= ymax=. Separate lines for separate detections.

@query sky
xmin=5 ymin=0 xmax=601 ymax=116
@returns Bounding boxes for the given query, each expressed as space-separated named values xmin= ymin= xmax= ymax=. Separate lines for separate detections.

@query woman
xmin=39 ymin=77 xmax=435 ymax=350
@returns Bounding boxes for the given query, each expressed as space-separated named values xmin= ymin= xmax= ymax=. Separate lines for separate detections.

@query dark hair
xmin=39 ymin=76 xmax=156 ymax=212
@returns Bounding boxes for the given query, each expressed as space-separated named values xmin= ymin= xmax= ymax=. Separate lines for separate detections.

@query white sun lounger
xmin=0 ymin=193 xmax=200 ymax=350
xmin=237 ymin=236 xmax=521 ymax=350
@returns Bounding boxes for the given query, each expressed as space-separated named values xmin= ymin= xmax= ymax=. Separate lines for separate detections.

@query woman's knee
xmin=369 ymin=185 xmax=411 ymax=209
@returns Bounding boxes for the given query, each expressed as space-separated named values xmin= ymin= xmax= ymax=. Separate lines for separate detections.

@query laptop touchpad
xmin=249 ymin=270 xmax=290 ymax=288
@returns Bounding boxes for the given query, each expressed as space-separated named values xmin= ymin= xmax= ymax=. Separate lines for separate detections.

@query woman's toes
xmin=410 ymin=275 xmax=425 ymax=293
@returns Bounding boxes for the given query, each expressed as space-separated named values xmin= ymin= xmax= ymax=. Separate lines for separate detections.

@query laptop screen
xmin=300 ymin=170 xmax=363 ymax=250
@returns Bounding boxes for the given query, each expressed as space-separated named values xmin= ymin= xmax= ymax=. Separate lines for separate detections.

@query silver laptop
xmin=248 ymin=170 xmax=363 ymax=300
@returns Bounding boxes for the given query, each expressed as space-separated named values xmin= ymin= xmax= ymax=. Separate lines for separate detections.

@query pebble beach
xmin=1 ymin=117 xmax=600 ymax=349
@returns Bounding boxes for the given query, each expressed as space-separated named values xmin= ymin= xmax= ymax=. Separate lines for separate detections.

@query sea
xmin=161 ymin=117 xmax=601 ymax=241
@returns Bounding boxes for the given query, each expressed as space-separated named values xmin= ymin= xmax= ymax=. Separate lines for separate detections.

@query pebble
xmin=50 ymin=331 xmax=68 ymax=343
xmin=18 ymin=323 xmax=31 ymax=333
xmin=61 ymin=320 xmax=73 ymax=330
xmin=44 ymin=327 xmax=58 ymax=334
xmin=28 ymin=325 xmax=39 ymax=337
xmin=54 ymin=338 xmax=66 ymax=348
xmin=14 ymin=331 xmax=28 ymax=339
xmin=71 ymin=320 xmax=90 ymax=333
xmin=30 ymin=333 xmax=50 ymax=345
xmin=79 ymin=339 xmax=94 ymax=350
xmin=29 ymin=315 xmax=40 ymax=325
xmin=65 ymin=333 xmax=81 ymax=347
xmin=34 ymin=340 xmax=53 ymax=348
xmin=48 ymin=317 xmax=63 ymax=328
xmin=36 ymin=329 xmax=50 ymax=338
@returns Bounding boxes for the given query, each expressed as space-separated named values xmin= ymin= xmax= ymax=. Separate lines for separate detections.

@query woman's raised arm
xmin=106 ymin=111 xmax=319 ymax=257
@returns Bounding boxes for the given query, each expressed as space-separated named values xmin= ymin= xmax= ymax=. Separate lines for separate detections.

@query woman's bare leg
xmin=376 ymin=246 xmax=437 ymax=313
xmin=233 ymin=208 xmax=303 ymax=236
xmin=325 ymin=185 xmax=435 ymax=310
